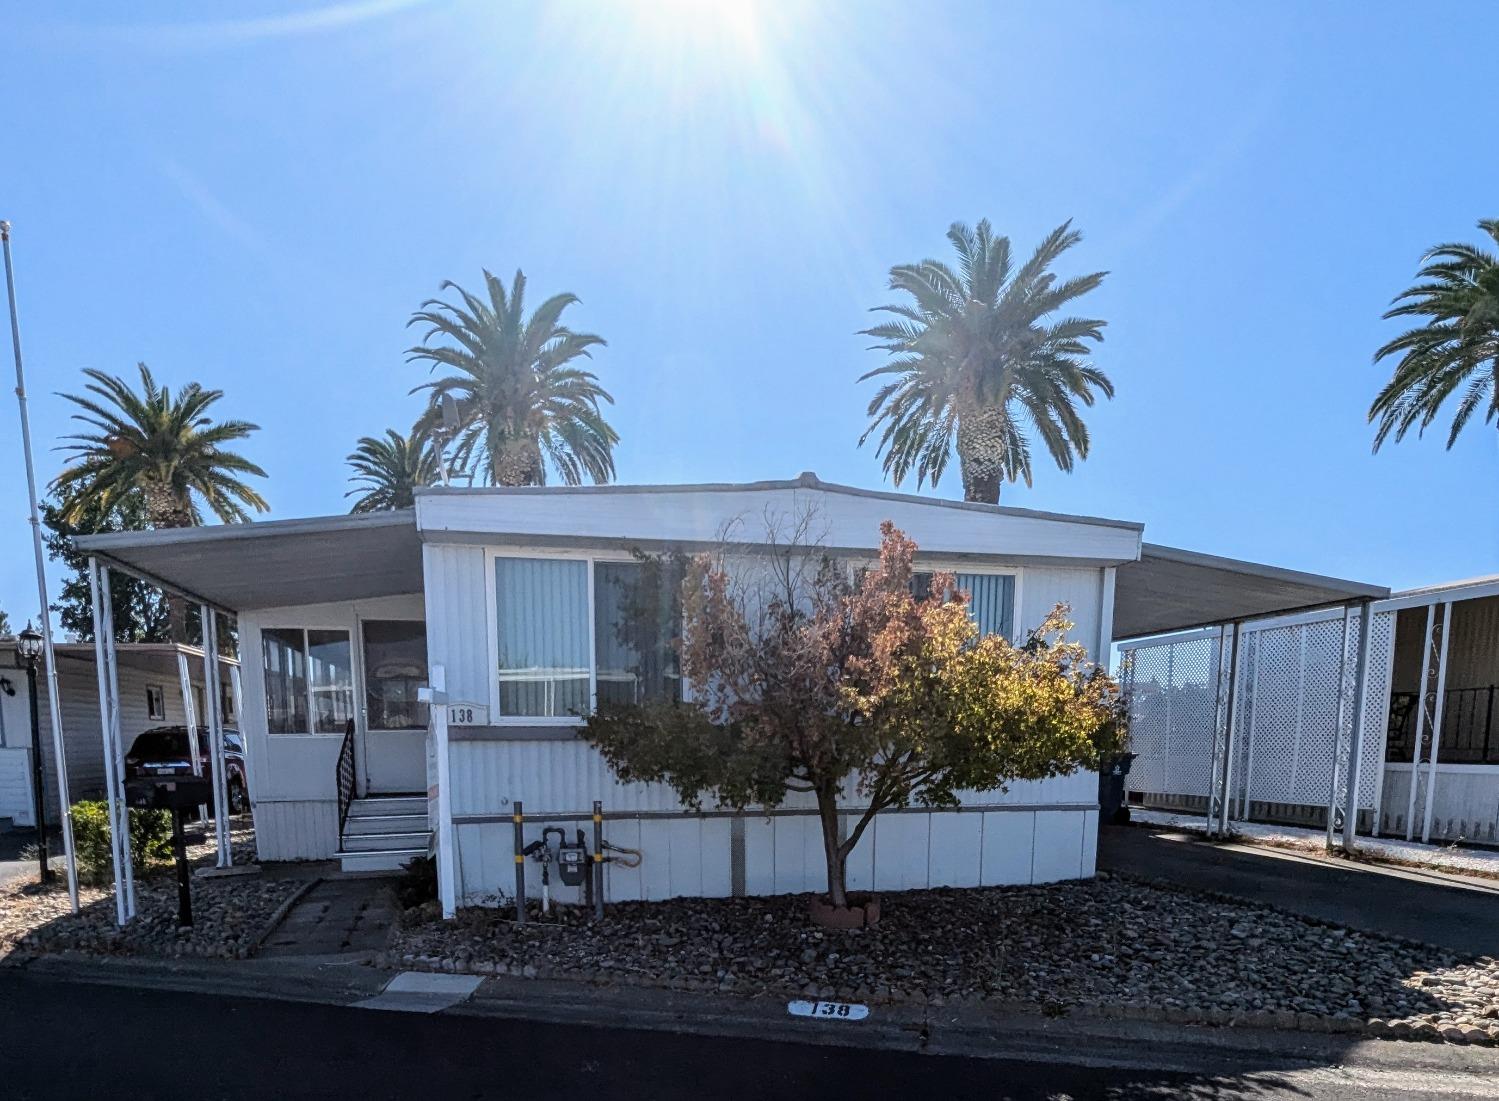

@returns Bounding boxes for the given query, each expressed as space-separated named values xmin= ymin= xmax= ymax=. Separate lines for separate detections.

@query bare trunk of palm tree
xmin=492 ymin=436 xmax=545 ymax=487
xmin=143 ymin=481 xmax=194 ymax=643
xmin=956 ymin=407 xmax=1008 ymax=504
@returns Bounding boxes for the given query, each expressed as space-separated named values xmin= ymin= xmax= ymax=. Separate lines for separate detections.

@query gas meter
xmin=557 ymin=829 xmax=590 ymax=888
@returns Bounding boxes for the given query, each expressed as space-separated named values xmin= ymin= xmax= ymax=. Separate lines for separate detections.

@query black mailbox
xmin=125 ymin=776 xmax=214 ymax=812
xmin=124 ymin=776 xmax=215 ymax=928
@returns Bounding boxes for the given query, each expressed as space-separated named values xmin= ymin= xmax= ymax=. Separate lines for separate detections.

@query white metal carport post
xmin=88 ymin=557 xmax=136 ymax=922
xmin=1339 ymin=600 xmax=1375 ymax=852
xmin=201 ymin=605 xmax=232 ymax=867
xmin=1418 ymin=602 xmax=1453 ymax=844
xmin=175 ymin=649 xmax=208 ymax=822
xmin=418 ymin=665 xmax=457 ymax=919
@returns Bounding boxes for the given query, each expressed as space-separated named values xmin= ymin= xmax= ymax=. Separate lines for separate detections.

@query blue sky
xmin=3 ymin=1 xmax=1496 ymax=630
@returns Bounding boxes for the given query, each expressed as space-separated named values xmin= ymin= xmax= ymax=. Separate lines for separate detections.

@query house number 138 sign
xmin=447 ymin=703 xmax=488 ymax=726
xmin=788 ymin=1000 xmax=869 ymax=1021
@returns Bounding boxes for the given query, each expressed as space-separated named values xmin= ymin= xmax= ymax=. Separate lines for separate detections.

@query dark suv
xmin=124 ymin=726 xmax=249 ymax=814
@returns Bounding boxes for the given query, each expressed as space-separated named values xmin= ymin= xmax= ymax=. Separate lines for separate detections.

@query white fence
xmin=1122 ymin=606 xmax=1396 ymax=832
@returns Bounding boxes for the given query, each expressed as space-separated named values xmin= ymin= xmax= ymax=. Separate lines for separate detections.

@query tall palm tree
xmin=858 ymin=219 xmax=1112 ymax=503
xmin=345 ymin=425 xmax=443 ymax=513
xmin=407 ymin=269 xmax=617 ymax=486
xmin=52 ymin=363 xmax=267 ymax=642
xmin=1370 ymin=219 xmax=1499 ymax=451
xmin=52 ymin=363 xmax=268 ymax=528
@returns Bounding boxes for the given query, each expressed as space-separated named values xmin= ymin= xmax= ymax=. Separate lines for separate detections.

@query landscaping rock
xmin=390 ymin=873 xmax=1499 ymax=1044
xmin=0 ymin=819 xmax=298 ymax=962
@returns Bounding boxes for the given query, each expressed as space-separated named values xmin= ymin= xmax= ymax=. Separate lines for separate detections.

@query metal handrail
xmin=336 ymin=718 xmax=356 ymax=833
xmin=1387 ymin=686 xmax=1499 ymax=765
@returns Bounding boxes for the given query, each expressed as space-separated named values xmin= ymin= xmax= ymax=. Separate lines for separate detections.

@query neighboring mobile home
xmin=0 ymin=640 xmax=237 ymax=828
xmin=1121 ymin=575 xmax=1499 ymax=845
xmin=75 ymin=474 xmax=1385 ymax=915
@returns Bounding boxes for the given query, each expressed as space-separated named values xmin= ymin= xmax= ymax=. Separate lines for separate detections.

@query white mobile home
xmin=0 ymin=640 xmax=236 ymax=828
xmin=76 ymin=474 xmax=1383 ymax=915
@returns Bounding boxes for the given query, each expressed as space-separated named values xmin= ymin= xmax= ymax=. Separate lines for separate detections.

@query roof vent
xmin=795 ymin=471 xmax=821 ymax=487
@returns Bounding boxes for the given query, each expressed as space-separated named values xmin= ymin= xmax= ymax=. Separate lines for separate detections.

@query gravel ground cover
xmin=0 ymin=819 xmax=300 ymax=961
xmin=390 ymin=874 xmax=1499 ymax=1044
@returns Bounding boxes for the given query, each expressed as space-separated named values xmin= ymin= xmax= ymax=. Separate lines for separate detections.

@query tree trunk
xmin=491 ymin=435 xmax=544 ymax=487
xmin=956 ymin=407 xmax=1008 ymax=504
xmin=815 ymin=785 xmax=848 ymax=908
xmin=143 ymin=481 xmax=194 ymax=642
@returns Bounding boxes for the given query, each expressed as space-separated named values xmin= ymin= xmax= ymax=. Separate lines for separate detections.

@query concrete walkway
xmin=257 ymin=878 xmax=399 ymax=958
xmin=1130 ymin=809 xmax=1499 ymax=879
xmin=1100 ymin=825 xmax=1499 ymax=958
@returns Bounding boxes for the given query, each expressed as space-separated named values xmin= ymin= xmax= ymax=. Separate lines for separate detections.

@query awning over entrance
xmin=76 ymin=511 xmax=424 ymax=612
xmin=1113 ymin=543 xmax=1388 ymax=640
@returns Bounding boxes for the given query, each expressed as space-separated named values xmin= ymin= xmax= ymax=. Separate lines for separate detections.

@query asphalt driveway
xmin=1099 ymin=825 xmax=1499 ymax=958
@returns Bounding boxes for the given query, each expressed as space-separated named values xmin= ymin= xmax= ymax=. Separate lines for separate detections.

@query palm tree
xmin=52 ymin=363 xmax=268 ymax=528
xmin=1370 ymin=219 xmax=1499 ymax=451
xmin=406 ymin=270 xmax=617 ymax=486
xmin=858 ymin=219 xmax=1112 ymax=503
xmin=345 ymin=425 xmax=443 ymax=513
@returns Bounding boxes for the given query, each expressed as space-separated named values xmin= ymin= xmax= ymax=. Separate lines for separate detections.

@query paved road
xmin=1100 ymin=825 xmax=1499 ymax=957
xmin=3 ymin=971 xmax=1495 ymax=1100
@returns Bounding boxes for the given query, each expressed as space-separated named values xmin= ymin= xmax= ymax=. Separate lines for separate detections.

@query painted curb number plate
xmin=788 ymin=1000 xmax=869 ymax=1021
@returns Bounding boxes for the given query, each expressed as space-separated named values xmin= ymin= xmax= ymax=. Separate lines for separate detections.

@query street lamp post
xmin=14 ymin=621 xmax=52 ymax=882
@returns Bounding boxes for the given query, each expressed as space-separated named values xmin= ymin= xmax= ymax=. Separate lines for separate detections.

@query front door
xmin=360 ymin=620 xmax=429 ymax=794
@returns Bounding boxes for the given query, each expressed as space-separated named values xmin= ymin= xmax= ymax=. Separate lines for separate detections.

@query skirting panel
xmin=452 ymin=806 xmax=1096 ymax=907
xmin=252 ymin=799 xmax=339 ymax=861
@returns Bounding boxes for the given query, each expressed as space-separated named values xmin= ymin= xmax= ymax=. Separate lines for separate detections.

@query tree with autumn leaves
xmin=582 ymin=519 xmax=1124 ymax=914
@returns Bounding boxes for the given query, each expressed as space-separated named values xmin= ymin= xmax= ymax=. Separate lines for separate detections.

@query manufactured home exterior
xmin=77 ymin=473 xmax=1385 ymax=916
xmin=234 ymin=477 xmax=1135 ymax=894
xmin=0 ymin=641 xmax=236 ymax=828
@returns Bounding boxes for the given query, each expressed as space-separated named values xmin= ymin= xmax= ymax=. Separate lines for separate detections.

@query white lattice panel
xmin=1123 ymin=632 xmax=1221 ymax=799
xmin=1126 ymin=607 xmax=1391 ymax=824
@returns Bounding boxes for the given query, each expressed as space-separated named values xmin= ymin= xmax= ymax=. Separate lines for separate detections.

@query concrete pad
xmin=352 ymin=971 xmax=483 ymax=1014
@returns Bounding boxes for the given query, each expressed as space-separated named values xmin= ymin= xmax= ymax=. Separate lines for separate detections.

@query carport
xmin=72 ymin=512 xmax=421 ymax=924
xmin=1114 ymin=548 xmax=1392 ymax=849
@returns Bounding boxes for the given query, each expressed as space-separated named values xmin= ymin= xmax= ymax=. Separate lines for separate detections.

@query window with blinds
xmin=911 ymin=571 xmax=1017 ymax=640
xmin=493 ymin=555 xmax=686 ymax=720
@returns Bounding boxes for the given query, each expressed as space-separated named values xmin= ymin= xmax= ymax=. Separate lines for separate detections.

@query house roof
xmin=415 ymin=473 xmax=1146 ymax=532
xmin=73 ymin=475 xmax=1389 ymax=635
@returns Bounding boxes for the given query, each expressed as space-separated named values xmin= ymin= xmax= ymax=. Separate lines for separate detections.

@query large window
xmin=493 ymin=555 xmax=684 ymax=720
xmin=261 ymin=627 xmax=354 ymax=735
xmin=363 ymin=620 xmax=429 ymax=731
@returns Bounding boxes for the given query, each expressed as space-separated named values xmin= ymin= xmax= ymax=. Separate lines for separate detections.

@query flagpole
xmin=3 ymin=220 xmax=80 ymax=911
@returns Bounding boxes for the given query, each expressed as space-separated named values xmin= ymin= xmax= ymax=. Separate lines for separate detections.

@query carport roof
xmin=74 ymin=504 xmax=1389 ymax=635
xmin=75 ymin=510 xmax=423 ymax=612
xmin=1112 ymin=544 xmax=1388 ymax=640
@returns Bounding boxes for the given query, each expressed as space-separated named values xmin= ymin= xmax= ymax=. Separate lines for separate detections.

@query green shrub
xmin=70 ymin=799 xmax=173 ymax=884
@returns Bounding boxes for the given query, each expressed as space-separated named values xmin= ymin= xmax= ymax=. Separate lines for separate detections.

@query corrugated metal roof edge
xmin=1139 ymin=542 xmax=1389 ymax=599
xmin=74 ymin=509 xmax=417 ymax=551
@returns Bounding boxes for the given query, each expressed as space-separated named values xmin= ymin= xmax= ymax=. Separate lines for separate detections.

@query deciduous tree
xmin=582 ymin=520 xmax=1123 ymax=911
